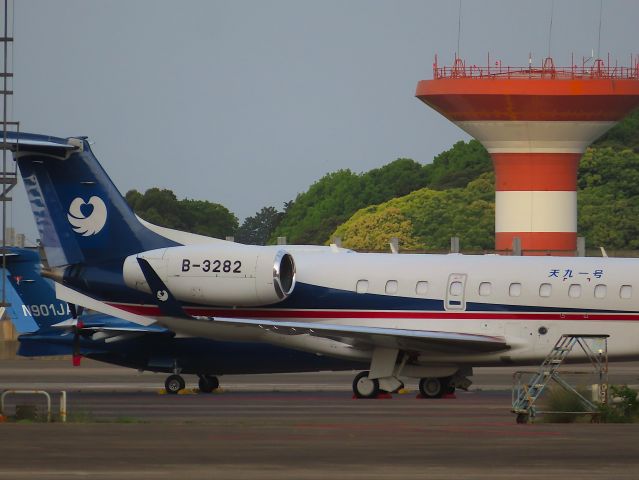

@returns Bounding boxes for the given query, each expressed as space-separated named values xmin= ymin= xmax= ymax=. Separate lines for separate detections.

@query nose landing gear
xmin=165 ymin=374 xmax=186 ymax=394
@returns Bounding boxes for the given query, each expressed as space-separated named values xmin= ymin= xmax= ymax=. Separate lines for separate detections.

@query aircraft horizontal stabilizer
xmin=211 ymin=317 xmax=510 ymax=354
xmin=55 ymin=282 xmax=157 ymax=327
xmin=1 ymin=132 xmax=80 ymax=158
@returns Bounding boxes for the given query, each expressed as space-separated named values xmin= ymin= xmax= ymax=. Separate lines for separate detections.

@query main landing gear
xmin=418 ymin=376 xmax=455 ymax=399
xmin=352 ymin=371 xmax=404 ymax=398
xmin=353 ymin=371 xmax=380 ymax=399
xmin=198 ymin=374 xmax=220 ymax=393
xmin=164 ymin=374 xmax=220 ymax=394
xmin=351 ymin=348 xmax=464 ymax=400
xmin=353 ymin=372 xmax=457 ymax=399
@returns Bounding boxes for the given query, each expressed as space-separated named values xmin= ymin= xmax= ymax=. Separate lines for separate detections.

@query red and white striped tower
xmin=416 ymin=56 xmax=639 ymax=255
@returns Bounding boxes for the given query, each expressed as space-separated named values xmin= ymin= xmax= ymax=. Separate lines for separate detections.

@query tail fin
xmin=3 ymin=247 xmax=68 ymax=331
xmin=8 ymin=132 xmax=178 ymax=267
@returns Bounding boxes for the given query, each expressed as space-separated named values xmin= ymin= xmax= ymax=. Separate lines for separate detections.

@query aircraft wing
xmin=132 ymin=256 xmax=509 ymax=354
xmin=52 ymin=319 xmax=170 ymax=335
xmin=211 ymin=317 xmax=509 ymax=354
xmin=49 ymin=314 xmax=173 ymax=344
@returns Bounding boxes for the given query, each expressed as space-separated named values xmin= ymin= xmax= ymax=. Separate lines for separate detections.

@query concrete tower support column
xmin=458 ymin=120 xmax=614 ymax=253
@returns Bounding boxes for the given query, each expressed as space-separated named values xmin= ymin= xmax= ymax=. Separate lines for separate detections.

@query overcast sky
xmin=7 ymin=0 xmax=639 ymax=242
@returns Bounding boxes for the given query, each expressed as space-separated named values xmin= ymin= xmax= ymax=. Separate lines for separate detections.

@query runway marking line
xmin=292 ymin=422 xmax=566 ymax=438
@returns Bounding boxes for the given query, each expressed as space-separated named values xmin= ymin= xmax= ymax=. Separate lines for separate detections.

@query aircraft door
xmin=445 ymin=273 xmax=467 ymax=311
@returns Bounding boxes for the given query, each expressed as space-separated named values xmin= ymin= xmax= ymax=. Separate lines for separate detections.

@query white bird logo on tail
xmin=67 ymin=196 xmax=108 ymax=236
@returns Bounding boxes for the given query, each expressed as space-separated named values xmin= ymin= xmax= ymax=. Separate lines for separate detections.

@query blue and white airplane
xmin=7 ymin=132 xmax=639 ymax=399
xmin=2 ymin=247 xmax=362 ymax=393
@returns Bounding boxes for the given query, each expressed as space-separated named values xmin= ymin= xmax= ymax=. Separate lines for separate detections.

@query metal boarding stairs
xmin=512 ymin=334 xmax=609 ymax=423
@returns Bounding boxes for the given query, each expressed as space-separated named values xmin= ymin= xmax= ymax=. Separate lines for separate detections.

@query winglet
xmin=136 ymin=257 xmax=190 ymax=318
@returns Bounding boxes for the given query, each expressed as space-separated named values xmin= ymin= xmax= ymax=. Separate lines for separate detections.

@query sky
xmin=6 ymin=0 xmax=639 ymax=243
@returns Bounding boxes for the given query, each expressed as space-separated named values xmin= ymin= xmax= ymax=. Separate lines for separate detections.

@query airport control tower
xmin=416 ymin=56 xmax=639 ymax=255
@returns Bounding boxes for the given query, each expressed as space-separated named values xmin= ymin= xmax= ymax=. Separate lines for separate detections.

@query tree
xmin=272 ymin=159 xmax=430 ymax=244
xmin=423 ymin=140 xmax=492 ymax=189
xmin=179 ymin=199 xmax=239 ymax=239
xmin=124 ymin=188 xmax=238 ymax=238
xmin=333 ymin=173 xmax=495 ymax=251
xmin=578 ymin=147 xmax=639 ymax=249
xmin=593 ymin=108 xmax=639 ymax=150
xmin=235 ymin=206 xmax=284 ymax=245
xmin=332 ymin=207 xmax=422 ymax=251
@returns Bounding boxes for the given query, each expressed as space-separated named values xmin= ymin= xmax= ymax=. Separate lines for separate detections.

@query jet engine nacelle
xmin=122 ymin=244 xmax=296 ymax=307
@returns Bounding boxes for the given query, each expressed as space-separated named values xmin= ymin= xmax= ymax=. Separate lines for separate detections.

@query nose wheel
xmin=165 ymin=374 xmax=186 ymax=394
xmin=198 ymin=375 xmax=220 ymax=393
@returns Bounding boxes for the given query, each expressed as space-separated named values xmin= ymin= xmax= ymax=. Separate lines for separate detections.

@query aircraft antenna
xmin=456 ymin=0 xmax=462 ymax=59
xmin=596 ymin=0 xmax=603 ymax=59
xmin=547 ymin=0 xmax=554 ymax=59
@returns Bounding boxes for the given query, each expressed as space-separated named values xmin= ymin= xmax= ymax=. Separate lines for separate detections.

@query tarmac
xmin=1 ymin=358 xmax=639 ymax=479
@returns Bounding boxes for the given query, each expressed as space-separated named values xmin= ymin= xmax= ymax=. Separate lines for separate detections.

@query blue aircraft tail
xmin=3 ymin=247 xmax=69 ymax=331
xmin=8 ymin=132 xmax=177 ymax=268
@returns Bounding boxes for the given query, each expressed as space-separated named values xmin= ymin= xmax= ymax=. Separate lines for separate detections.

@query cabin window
xmin=415 ymin=281 xmax=429 ymax=296
xmin=594 ymin=284 xmax=607 ymax=299
xmin=385 ymin=280 xmax=398 ymax=295
xmin=509 ymin=283 xmax=521 ymax=297
xmin=449 ymin=281 xmax=463 ymax=296
xmin=568 ymin=284 xmax=582 ymax=298
xmin=478 ymin=282 xmax=492 ymax=296
xmin=620 ymin=285 xmax=633 ymax=299
xmin=356 ymin=280 xmax=369 ymax=294
xmin=539 ymin=283 xmax=552 ymax=298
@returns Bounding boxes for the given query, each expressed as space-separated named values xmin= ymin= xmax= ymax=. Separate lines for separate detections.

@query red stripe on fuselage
xmin=107 ymin=302 xmax=639 ymax=322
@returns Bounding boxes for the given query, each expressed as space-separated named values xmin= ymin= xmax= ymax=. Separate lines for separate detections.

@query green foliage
xmin=594 ymin=108 xmax=639 ymax=150
xmin=578 ymin=147 xmax=639 ymax=249
xmin=273 ymin=141 xmax=490 ymax=245
xmin=424 ymin=140 xmax=492 ymax=189
xmin=125 ymin=188 xmax=238 ymax=239
xmin=272 ymin=159 xmax=428 ymax=244
xmin=333 ymin=173 xmax=495 ymax=251
xmin=541 ymin=386 xmax=590 ymax=423
xmin=598 ymin=385 xmax=639 ymax=423
xmin=332 ymin=207 xmax=422 ymax=251
xmin=235 ymin=206 xmax=284 ymax=245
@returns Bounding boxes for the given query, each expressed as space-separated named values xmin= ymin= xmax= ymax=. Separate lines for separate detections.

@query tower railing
xmin=433 ymin=54 xmax=639 ymax=80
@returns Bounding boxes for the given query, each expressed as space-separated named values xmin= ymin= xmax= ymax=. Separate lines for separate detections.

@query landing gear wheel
xmin=198 ymin=375 xmax=220 ymax=393
xmin=516 ymin=413 xmax=529 ymax=424
xmin=165 ymin=374 xmax=186 ymax=394
xmin=419 ymin=377 xmax=444 ymax=398
xmin=353 ymin=371 xmax=380 ymax=399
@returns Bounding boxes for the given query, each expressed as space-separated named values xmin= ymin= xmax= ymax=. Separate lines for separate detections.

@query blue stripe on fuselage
xmin=98 ymin=279 xmax=636 ymax=315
